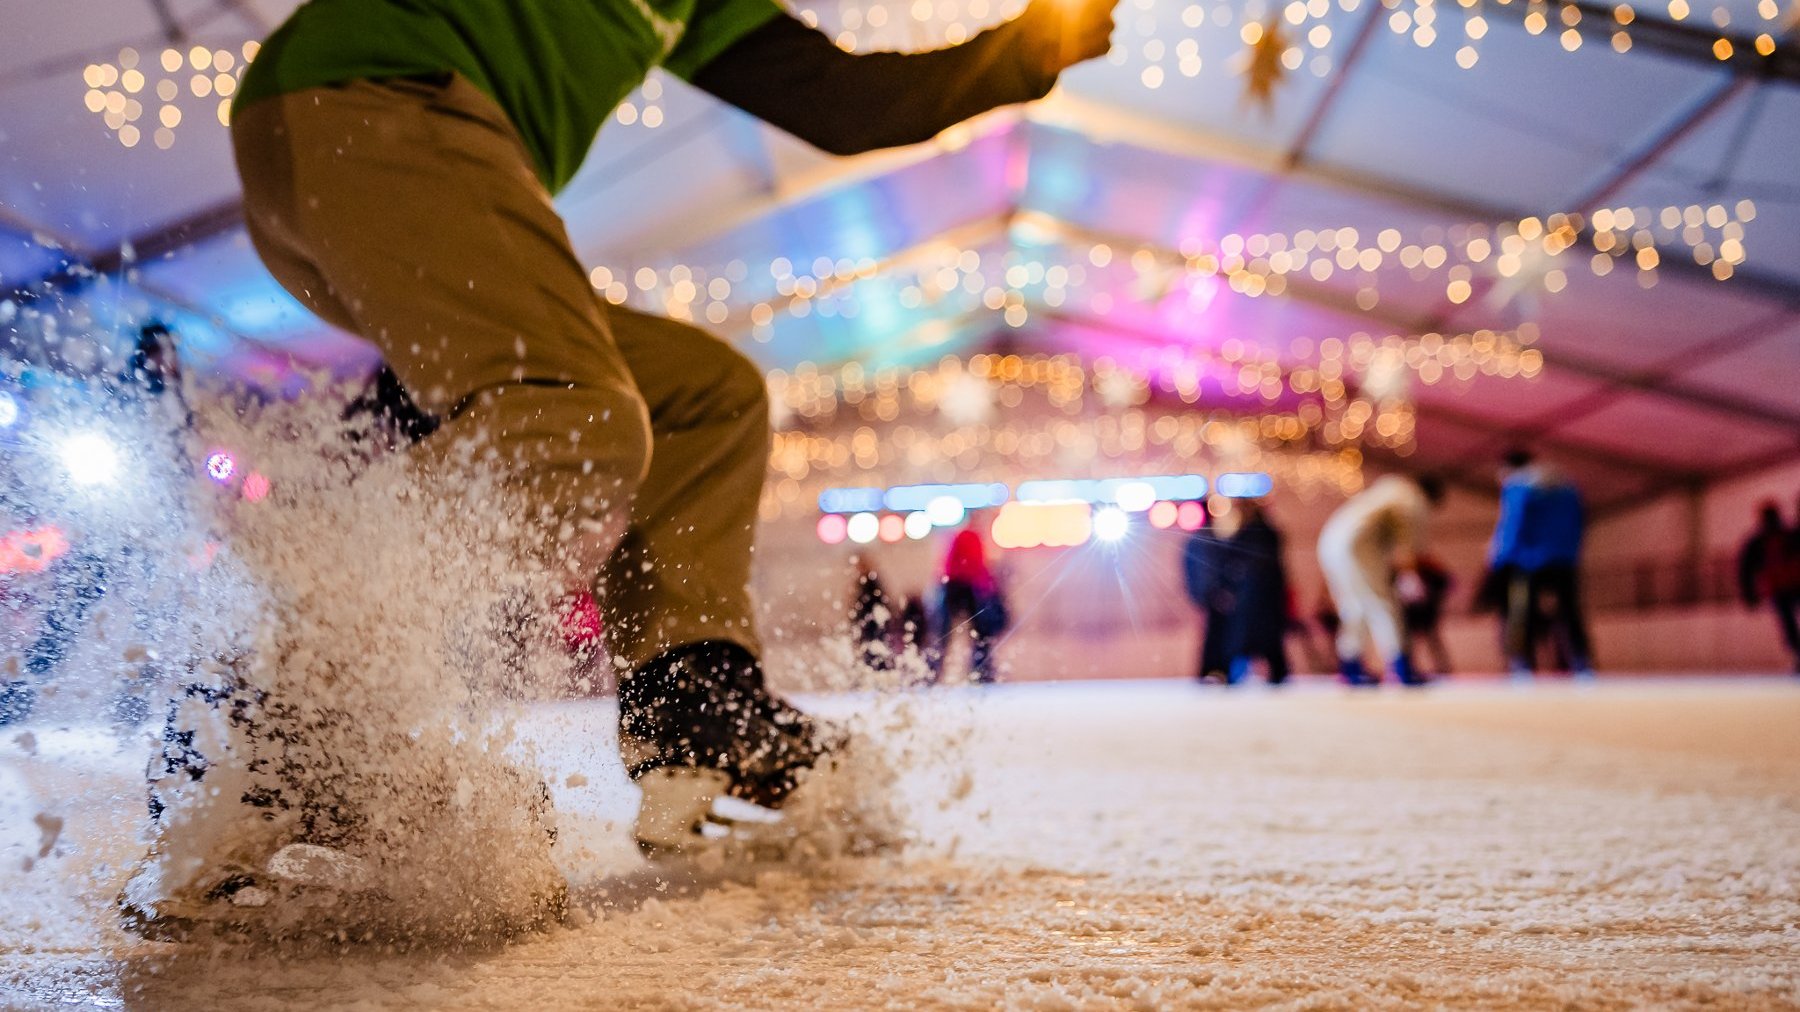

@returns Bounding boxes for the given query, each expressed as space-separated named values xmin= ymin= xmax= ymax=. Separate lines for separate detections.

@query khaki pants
xmin=232 ymin=74 xmax=766 ymax=668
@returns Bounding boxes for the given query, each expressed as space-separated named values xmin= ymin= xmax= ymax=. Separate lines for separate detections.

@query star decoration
xmin=1242 ymin=18 xmax=1289 ymax=117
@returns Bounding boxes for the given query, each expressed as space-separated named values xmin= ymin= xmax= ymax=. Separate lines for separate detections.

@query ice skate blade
xmin=635 ymin=813 xmax=798 ymax=864
xmin=634 ymin=766 xmax=733 ymax=851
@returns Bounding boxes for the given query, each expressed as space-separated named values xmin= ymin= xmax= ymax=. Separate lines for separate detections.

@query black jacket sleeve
xmin=689 ymin=7 xmax=1061 ymax=156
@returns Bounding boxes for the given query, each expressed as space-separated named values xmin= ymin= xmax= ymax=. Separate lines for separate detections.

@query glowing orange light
xmin=992 ymin=501 xmax=1093 ymax=549
xmin=1148 ymin=501 xmax=1178 ymax=529
xmin=878 ymin=514 xmax=905 ymax=543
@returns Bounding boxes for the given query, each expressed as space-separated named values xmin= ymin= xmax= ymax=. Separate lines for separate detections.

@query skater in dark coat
xmin=1400 ymin=554 xmax=1454 ymax=677
xmin=1220 ymin=501 xmax=1292 ymax=685
xmin=1489 ymin=449 xmax=1593 ymax=679
xmin=1739 ymin=501 xmax=1800 ymax=672
xmin=850 ymin=556 xmax=894 ymax=672
xmin=1182 ymin=507 xmax=1231 ymax=681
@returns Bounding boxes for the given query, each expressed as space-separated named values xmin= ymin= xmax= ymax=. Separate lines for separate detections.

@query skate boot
xmin=619 ymin=640 xmax=846 ymax=855
xmin=1338 ymin=656 xmax=1376 ymax=687
xmin=1391 ymin=653 xmax=1429 ymax=687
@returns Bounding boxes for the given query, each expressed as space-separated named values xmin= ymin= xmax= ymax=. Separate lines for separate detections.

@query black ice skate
xmin=619 ymin=640 xmax=846 ymax=854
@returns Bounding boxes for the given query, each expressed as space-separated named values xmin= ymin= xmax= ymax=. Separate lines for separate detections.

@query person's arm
xmin=1489 ymin=482 xmax=1525 ymax=568
xmin=1390 ymin=491 xmax=1429 ymax=573
xmin=689 ymin=0 xmax=1114 ymax=156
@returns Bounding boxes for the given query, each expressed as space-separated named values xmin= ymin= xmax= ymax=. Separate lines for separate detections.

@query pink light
xmin=558 ymin=590 xmax=603 ymax=651
xmin=1148 ymin=501 xmax=1177 ymax=529
xmin=241 ymin=471 xmax=271 ymax=502
xmin=817 ymin=513 xmax=848 ymax=545
xmin=1176 ymin=501 xmax=1205 ymax=531
xmin=0 ymin=526 xmax=68 ymax=574
xmin=878 ymin=514 xmax=904 ymax=543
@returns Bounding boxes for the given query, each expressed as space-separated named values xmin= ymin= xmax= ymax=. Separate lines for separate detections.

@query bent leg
xmin=1318 ymin=548 xmax=1367 ymax=663
xmin=598 ymin=307 xmax=769 ymax=667
xmin=232 ymin=75 xmax=651 ymax=573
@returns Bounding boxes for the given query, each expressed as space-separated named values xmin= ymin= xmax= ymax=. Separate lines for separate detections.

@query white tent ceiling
xmin=3 ymin=0 xmax=1797 ymax=510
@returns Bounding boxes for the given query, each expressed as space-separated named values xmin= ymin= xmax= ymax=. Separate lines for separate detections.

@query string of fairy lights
xmin=78 ymin=0 xmax=1790 ymax=144
xmin=795 ymin=0 xmax=1791 ymax=83
xmin=586 ymin=199 xmax=1756 ymax=346
xmin=63 ymin=0 xmax=1785 ymax=514
xmin=80 ymin=42 xmax=258 ymax=149
xmin=757 ymin=352 xmax=1374 ymax=519
xmin=579 ymin=195 xmax=1752 ymax=504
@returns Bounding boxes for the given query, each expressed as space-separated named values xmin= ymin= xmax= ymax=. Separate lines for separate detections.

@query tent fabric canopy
xmin=2 ymin=0 xmax=1796 ymax=510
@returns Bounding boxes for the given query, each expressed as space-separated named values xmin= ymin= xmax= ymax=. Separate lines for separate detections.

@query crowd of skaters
xmin=847 ymin=448 xmax=1643 ymax=687
xmin=1189 ymin=450 xmax=1598 ymax=686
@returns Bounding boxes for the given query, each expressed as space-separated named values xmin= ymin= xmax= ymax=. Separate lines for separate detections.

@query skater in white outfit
xmin=1316 ymin=474 xmax=1446 ymax=686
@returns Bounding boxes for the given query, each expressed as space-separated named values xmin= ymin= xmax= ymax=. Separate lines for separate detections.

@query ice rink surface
xmin=3 ymin=675 xmax=1799 ymax=1009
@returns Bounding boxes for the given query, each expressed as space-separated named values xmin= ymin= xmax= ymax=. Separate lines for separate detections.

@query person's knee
xmin=711 ymin=343 xmax=769 ymax=427
xmin=446 ymin=378 xmax=653 ymax=514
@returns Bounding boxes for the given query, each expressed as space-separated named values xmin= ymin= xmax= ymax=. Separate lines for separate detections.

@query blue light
xmin=1143 ymin=474 xmax=1209 ymax=501
xmin=818 ymin=487 xmax=886 ymax=514
xmin=1019 ymin=474 xmax=1208 ymax=505
xmin=1016 ymin=479 xmax=1095 ymax=503
xmin=1216 ymin=472 xmax=1274 ymax=498
xmin=883 ymin=482 xmax=1009 ymax=512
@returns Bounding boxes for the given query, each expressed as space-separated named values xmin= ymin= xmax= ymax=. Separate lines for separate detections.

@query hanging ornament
xmin=1242 ymin=17 xmax=1290 ymax=117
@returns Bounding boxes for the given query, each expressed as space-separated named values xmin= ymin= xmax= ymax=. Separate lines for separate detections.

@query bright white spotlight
xmin=205 ymin=451 xmax=237 ymax=482
xmin=1114 ymin=481 xmax=1156 ymax=513
xmin=925 ymin=494 xmax=966 ymax=528
xmin=0 ymin=392 xmax=17 ymax=428
xmin=903 ymin=511 xmax=933 ymax=540
xmin=846 ymin=511 xmax=880 ymax=544
xmin=58 ymin=432 xmax=121 ymax=486
xmin=1093 ymin=506 xmax=1130 ymax=543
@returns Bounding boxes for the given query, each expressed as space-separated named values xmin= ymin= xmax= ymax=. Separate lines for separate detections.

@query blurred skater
xmin=1738 ymin=500 xmax=1800 ymax=673
xmin=1400 ymin=554 xmax=1454 ymax=677
xmin=1317 ymin=474 xmax=1445 ymax=686
xmin=1220 ymin=500 xmax=1292 ymax=685
xmin=932 ymin=515 xmax=1006 ymax=684
xmin=1489 ymin=449 xmax=1593 ymax=680
xmin=850 ymin=556 xmax=894 ymax=672
xmin=896 ymin=591 xmax=931 ymax=672
xmin=1181 ymin=505 xmax=1231 ymax=681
